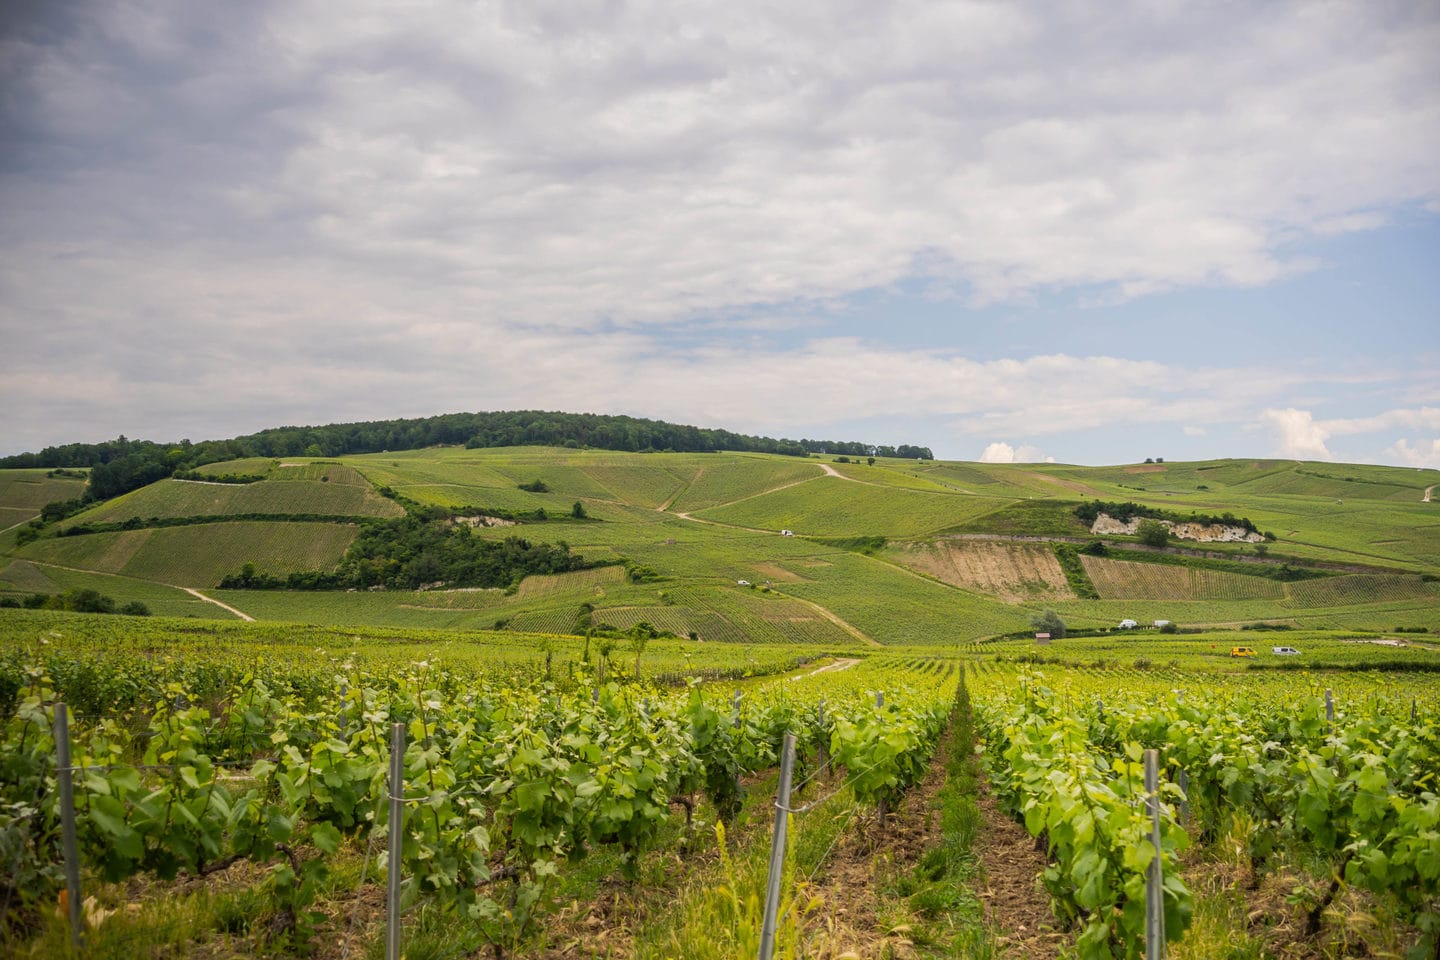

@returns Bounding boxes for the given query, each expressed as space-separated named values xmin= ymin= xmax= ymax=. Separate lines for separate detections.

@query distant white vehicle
xmin=1153 ymin=619 xmax=1171 ymax=628
xmin=736 ymin=579 xmax=750 ymax=586
xmin=1272 ymin=646 xmax=1301 ymax=655
xmin=1118 ymin=619 xmax=1138 ymax=629
xmin=780 ymin=529 xmax=794 ymax=537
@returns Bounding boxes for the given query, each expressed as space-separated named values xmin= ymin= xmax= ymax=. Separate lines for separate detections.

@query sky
xmin=2 ymin=0 xmax=1438 ymax=467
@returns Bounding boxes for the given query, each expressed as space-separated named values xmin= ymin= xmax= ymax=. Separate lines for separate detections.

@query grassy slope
xmin=0 ymin=562 xmax=237 ymax=617
xmin=0 ymin=607 xmax=851 ymax=681
xmin=2 ymin=450 xmax=1435 ymax=643
xmin=695 ymin=475 xmax=1004 ymax=537
xmin=1045 ymin=459 xmax=1440 ymax=569
xmin=0 ymin=469 xmax=86 ymax=531
xmin=63 ymin=473 xmax=402 ymax=525
xmin=15 ymin=521 xmax=359 ymax=587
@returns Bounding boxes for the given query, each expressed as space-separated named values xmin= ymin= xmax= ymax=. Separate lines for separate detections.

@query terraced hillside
xmin=2 ymin=449 xmax=1436 ymax=642
xmin=889 ymin=539 xmax=1074 ymax=602
xmin=0 ymin=469 xmax=85 ymax=533
xmin=16 ymin=521 xmax=361 ymax=587
xmin=1081 ymin=555 xmax=1287 ymax=601
xmin=64 ymin=467 xmax=402 ymax=525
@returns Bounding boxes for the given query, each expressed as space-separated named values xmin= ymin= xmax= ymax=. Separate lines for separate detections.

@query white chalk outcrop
xmin=1090 ymin=513 xmax=1264 ymax=543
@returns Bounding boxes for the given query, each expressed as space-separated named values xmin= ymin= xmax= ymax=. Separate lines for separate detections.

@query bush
xmin=1052 ymin=544 xmax=1100 ymax=599
xmin=1158 ymin=621 xmax=1179 ymax=634
xmin=1030 ymin=609 xmax=1067 ymax=639
xmin=517 ymin=479 xmax=549 ymax=493
xmin=1137 ymin=519 xmax=1169 ymax=548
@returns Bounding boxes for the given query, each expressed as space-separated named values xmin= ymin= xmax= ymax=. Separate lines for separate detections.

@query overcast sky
xmin=2 ymin=1 xmax=1438 ymax=466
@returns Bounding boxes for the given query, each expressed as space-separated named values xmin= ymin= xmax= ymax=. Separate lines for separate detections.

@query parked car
xmin=1118 ymin=619 xmax=1138 ymax=629
xmin=1272 ymin=646 xmax=1301 ymax=655
xmin=1229 ymin=646 xmax=1257 ymax=658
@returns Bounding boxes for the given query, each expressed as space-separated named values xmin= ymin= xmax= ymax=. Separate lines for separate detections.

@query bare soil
xmin=797 ymin=737 xmax=953 ymax=959
xmin=893 ymin=540 xmax=1073 ymax=603
xmin=973 ymin=781 xmax=1066 ymax=959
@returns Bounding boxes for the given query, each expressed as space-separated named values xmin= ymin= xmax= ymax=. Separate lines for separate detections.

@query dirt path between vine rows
xmin=181 ymin=587 xmax=255 ymax=621
xmin=798 ymin=732 xmax=953 ymax=956
xmin=974 ymin=779 xmax=1066 ymax=958
xmin=788 ymin=657 xmax=861 ymax=680
xmin=1425 ymin=484 xmax=1435 ymax=503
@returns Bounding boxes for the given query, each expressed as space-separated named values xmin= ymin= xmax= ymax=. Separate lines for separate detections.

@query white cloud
xmin=1386 ymin=438 xmax=1440 ymax=469
xmin=1 ymin=2 xmax=1438 ymax=461
xmin=1262 ymin=408 xmax=1334 ymax=459
xmin=1183 ymin=426 xmax=1207 ymax=437
xmin=979 ymin=442 xmax=1017 ymax=463
xmin=4 ymin=1 xmax=1439 ymax=335
xmin=1323 ymin=407 xmax=1440 ymax=436
xmin=1254 ymin=406 xmax=1440 ymax=464
xmin=978 ymin=441 xmax=1053 ymax=463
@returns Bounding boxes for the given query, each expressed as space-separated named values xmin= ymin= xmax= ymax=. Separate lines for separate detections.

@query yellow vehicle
xmin=1229 ymin=646 xmax=1258 ymax=658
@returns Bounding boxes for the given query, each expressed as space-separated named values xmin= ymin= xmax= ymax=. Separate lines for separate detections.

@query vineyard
xmin=0 ymin=614 xmax=953 ymax=957
xmin=891 ymin=539 xmax=1074 ymax=602
xmin=17 ymin=522 xmax=362 ymax=588
xmin=694 ymin=476 xmax=1002 ymax=538
xmin=0 ymin=471 xmax=86 ymax=531
xmin=1 ymin=610 xmax=1437 ymax=959
xmin=1080 ymin=555 xmax=1287 ymax=601
xmin=1 ymin=445 xmax=1438 ymax=957
xmin=63 ymin=476 xmax=403 ymax=525
xmin=1283 ymin=573 xmax=1440 ymax=608
xmin=968 ymin=663 xmax=1439 ymax=959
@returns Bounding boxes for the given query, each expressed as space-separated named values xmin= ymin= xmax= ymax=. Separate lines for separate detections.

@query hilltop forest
xmin=0 ymin=410 xmax=933 ymax=502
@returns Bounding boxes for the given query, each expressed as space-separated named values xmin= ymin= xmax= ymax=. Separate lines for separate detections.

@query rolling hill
xmin=2 ymin=441 xmax=1436 ymax=643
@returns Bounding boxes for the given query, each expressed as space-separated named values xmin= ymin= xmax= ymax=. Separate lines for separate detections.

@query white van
xmin=1272 ymin=646 xmax=1301 ymax=655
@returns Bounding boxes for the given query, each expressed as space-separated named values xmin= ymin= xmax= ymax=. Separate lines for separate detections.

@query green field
xmin=3 ymin=441 xmax=1437 ymax=960
xmin=0 ymin=469 xmax=86 ymax=532
xmin=15 ymin=521 xmax=359 ymax=586
xmin=695 ymin=474 xmax=1003 ymax=537
xmin=981 ymin=627 xmax=1440 ymax=674
xmin=65 ymin=473 xmax=402 ymax=525
xmin=1080 ymin=554 xmax=1288 ymax=600
xmin=2 ymin=449 xmax=1437 ymax=645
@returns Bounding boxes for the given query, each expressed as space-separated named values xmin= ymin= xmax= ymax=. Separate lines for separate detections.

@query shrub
xmin=1030 ymin=609 xmax=1067 ymax=639
xmin=1137 ymin=520 xmax=1169 ymax=548
xmin=1053 ymin=544 xmax=1100 ymax=599
xmin=1158 ymin=621 xmax=1179 ymax=634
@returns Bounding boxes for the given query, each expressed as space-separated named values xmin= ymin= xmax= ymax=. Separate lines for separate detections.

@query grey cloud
xmin=2 ymin=0 xmax=1438 ymax=456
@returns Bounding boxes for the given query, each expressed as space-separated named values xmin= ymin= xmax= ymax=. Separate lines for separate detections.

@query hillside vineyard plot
xmin=0 ymin=615 xmax=952 ymax=957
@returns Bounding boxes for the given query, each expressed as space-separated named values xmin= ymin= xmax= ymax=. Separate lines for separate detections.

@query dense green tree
xmin=1137 ymin=519 xmax=1170 ymax=548
xmin=1030 ymin=609 xmax=1067 ymax=638
xmin=3 ymin=411 xmax=932 ymax=473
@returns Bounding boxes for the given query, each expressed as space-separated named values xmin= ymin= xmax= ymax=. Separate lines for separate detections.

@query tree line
xmin=2 ymin=411 xmax=933 ymax=503
xmin=220 ymin=509 xmax=611 ymax=592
